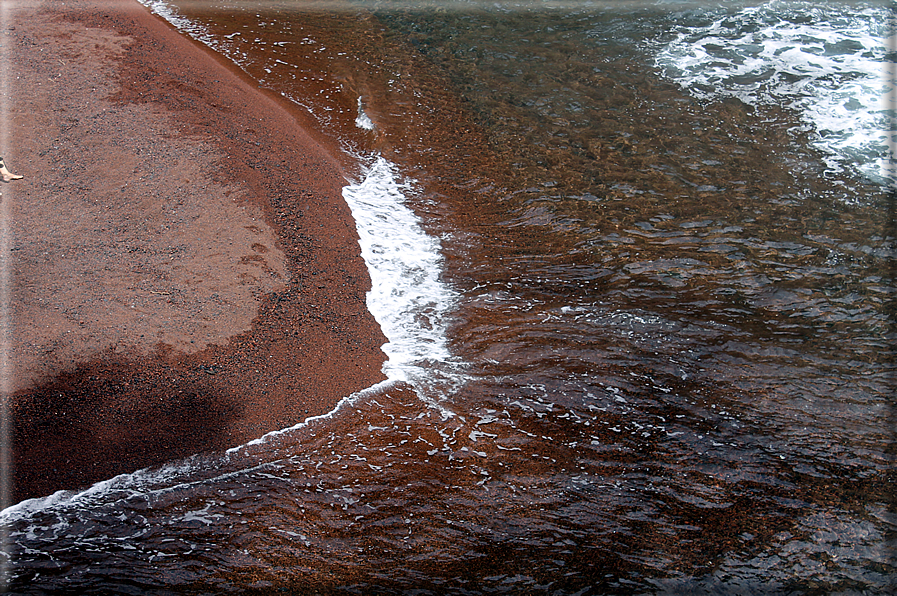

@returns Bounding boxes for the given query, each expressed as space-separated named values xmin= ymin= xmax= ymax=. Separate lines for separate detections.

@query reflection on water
xmin=5 ymin=0 xmax=896 ymax=593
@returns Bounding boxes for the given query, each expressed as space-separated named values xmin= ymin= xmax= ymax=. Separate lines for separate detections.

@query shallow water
xmin=4 ymin=0 xmax=895 ymax=593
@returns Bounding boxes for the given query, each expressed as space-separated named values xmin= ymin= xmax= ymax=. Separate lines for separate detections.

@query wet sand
xmin=3 ymin=0 xmax=386 ymax=503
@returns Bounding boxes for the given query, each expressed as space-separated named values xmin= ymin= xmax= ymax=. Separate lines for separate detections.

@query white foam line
xmin=137 ymin=0 xmax=217 ymax=46
xmin=342 ymin=156 xmax=458 ymax=382
xmin=0 ymin=456 xmax=207 ymax=522
xmin=227 ymin=378 xmax=402 ymax=453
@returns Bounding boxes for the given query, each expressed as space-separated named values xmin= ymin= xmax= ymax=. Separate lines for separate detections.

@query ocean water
xmin=3 ymin=0 xmax=895 ymax=593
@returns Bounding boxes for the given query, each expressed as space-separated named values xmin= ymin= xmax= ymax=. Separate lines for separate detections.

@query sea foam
xmin=342 ymin=155 xmax=458 ymax=388
xmin=654 ymin=0 xmax=895 ymax=188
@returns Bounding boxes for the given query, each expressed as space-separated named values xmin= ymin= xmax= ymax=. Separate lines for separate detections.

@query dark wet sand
xmin=4 ymin=0 xmax=386 ymax=504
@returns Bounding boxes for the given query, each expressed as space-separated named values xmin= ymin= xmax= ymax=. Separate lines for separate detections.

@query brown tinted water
xmin=4 ymin=1 xmax=895 ymax=593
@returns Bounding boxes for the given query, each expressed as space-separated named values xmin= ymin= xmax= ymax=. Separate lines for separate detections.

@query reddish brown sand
xmin=3 ymin=0 xmax=387 ymax=504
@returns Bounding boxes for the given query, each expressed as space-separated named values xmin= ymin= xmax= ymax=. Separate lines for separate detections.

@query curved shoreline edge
xmin=4 ymin=0 xmax=387 ymax=504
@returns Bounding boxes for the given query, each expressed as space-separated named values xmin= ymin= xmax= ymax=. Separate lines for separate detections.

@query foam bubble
xmin=355 ymin=97 xmax=376 ymax=130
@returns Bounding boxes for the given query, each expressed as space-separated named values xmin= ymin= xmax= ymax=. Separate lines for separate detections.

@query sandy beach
xmin=3 ymin=0 xmax=386 ymax=503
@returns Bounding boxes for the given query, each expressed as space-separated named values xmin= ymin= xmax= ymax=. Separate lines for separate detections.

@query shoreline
xmin=4 ymin=0 xmax=386 ymax=503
